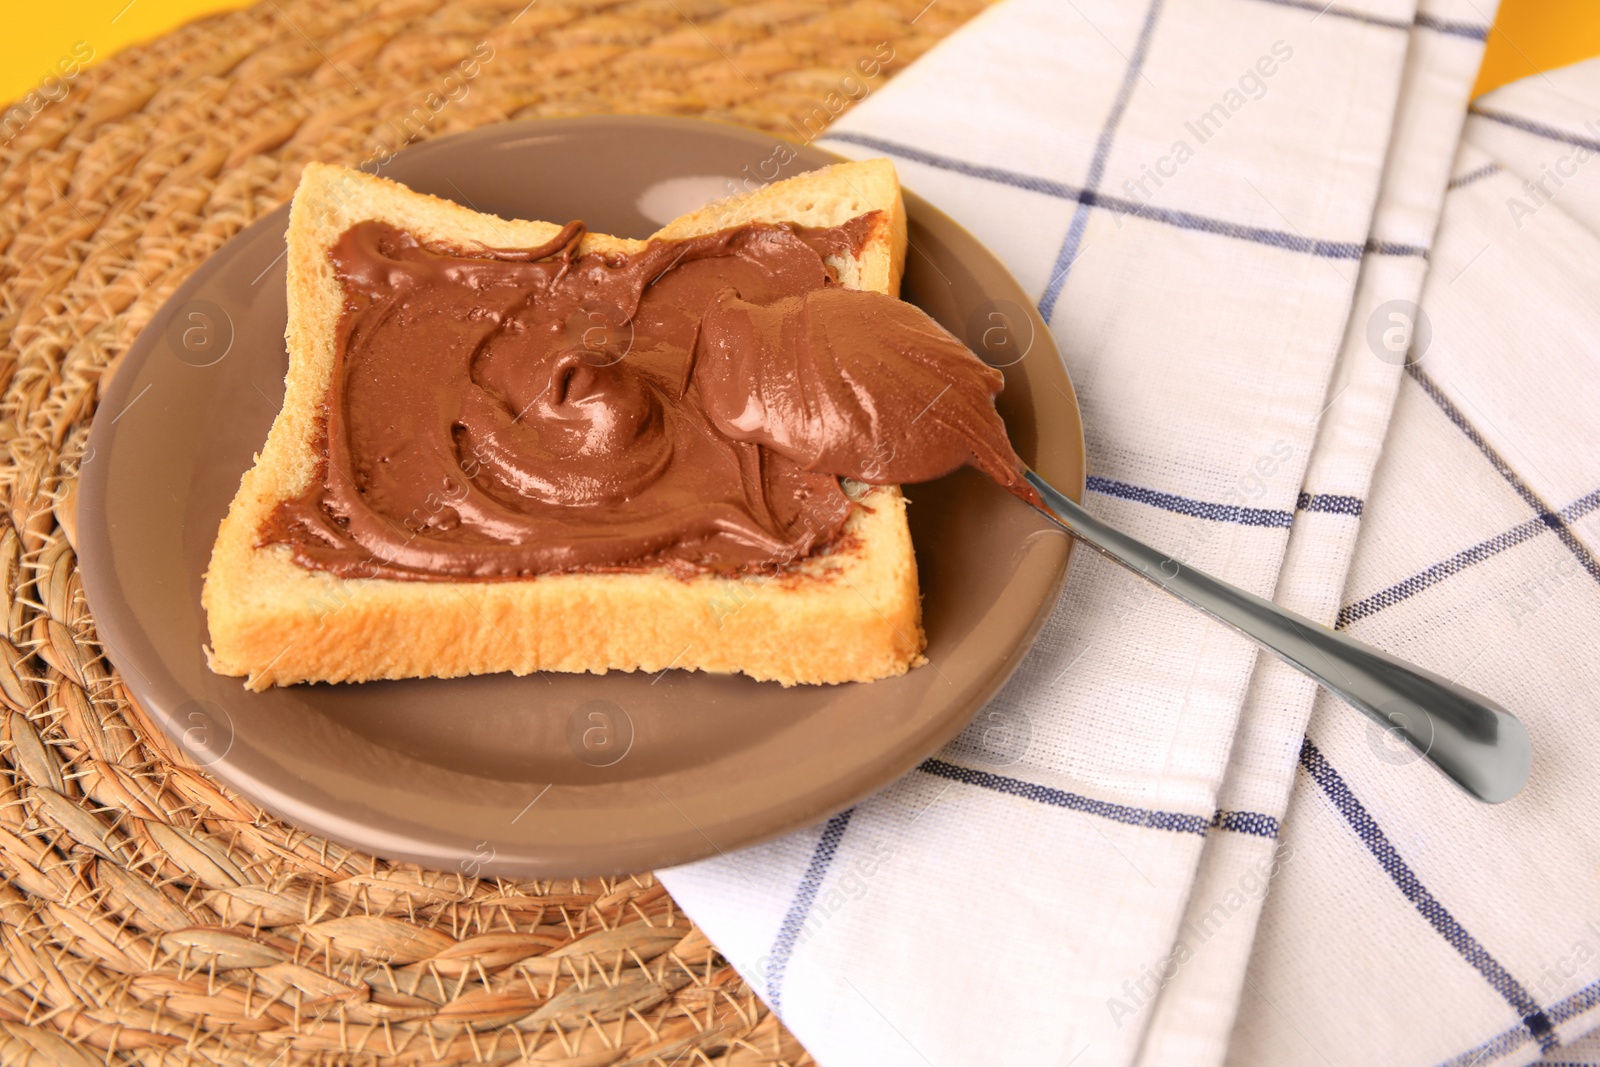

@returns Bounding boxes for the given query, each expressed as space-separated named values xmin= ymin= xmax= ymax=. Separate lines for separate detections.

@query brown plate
xmin=77 ymin=116 xmax=1086 ymax=878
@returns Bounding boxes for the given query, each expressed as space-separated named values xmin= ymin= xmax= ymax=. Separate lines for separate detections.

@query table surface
xmin=6 ymin=0 xmax=1600 ymax=107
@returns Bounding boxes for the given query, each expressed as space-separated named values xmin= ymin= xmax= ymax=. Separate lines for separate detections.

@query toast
xmin=202 ymin=158 xmax=927 ymax=689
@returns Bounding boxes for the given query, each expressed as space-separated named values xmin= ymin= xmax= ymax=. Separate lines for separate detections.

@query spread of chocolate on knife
xmin=260 ymin=212 xmax=1034 ymax=580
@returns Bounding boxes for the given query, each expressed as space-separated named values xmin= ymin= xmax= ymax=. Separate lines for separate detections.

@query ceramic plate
xmin=78 ymin=116 xmax=1085 ymax=877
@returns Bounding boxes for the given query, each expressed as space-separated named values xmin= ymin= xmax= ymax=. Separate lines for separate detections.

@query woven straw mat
xmin=0 ymin=0 xmax=993 ymax=1063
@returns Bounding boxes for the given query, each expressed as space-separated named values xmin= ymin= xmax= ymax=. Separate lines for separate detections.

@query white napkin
xmin=655 ymin=3 xmax=1600 ymax=1066
xmin=1137 ymin=5 xmax=1496 ymax=1062
xmin=1229 ymin=60 xmax=1600 ymax=1067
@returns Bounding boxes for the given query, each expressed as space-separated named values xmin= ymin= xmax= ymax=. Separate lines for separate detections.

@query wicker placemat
xmin=0 ymin=1 xmax=989 ymax=1062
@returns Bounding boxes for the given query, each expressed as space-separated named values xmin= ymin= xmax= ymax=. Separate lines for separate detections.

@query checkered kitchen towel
xmin=1228 ymin=59 xmax=1600 ymax=1067
xmin=660 ymin=2 xmax=1600 ymax=1066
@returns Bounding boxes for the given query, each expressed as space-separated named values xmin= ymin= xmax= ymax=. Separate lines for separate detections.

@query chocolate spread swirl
xmin=260 ymin=212 xmax=1030 ymax=579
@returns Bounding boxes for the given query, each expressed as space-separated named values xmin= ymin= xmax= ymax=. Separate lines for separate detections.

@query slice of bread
xmin=202 ymin=158 xmax=926 ymax=690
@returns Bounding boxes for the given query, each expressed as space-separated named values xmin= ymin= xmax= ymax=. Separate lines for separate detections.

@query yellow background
xmin=3 ymin=0 xmax=1598 ymax=112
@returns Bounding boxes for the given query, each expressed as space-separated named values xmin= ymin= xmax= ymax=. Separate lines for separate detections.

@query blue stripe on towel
xmin=1441 ymin=971 xmax=1600 ymax=1067
xmin=1407 ymin=365 xmax=1600 ymax=587
xmin=1089 ymin=475 xmax=1296 ymax=527
xmin=1210 ymin=809 xmax=1281 ymax=838
xmin=763 ymin=771 xmax=1279 ymax=1018
xmin=1297 ymin=492 xmax=1364 ymax=516
xmin=919 ymin=760 xmax=1279 ymax=839
xmin=1431 ymin=1021 xmax=1541 ymax=1067
xmin=1336 ymin=486 xmax=1600 ymax=628
xmin=1447 ymin=162 xmax=1500 ymax=190
xmin=1244 ymin=0 xmax=1488 ymax=39
xmin=1471 ymin=106 xmax=1600 ymax=154
xmin=1337 ymin=514 xmax=1546 ymax=628
xmin=1243 ymin=0 xmax=1408 ymax=29
xmin=1039 ymin=0 xmax=1166 ymax=323
xmin=1365 ymin=238 xmax=1430 ymax=258
xmin=1091 ymin=193 xmax=1367 ymax=257
xmin=1552 ymin=976 xmax=1600 ymax=1026
xmin=918 ymin=758 xmax=1212 ymax=834
xmin=1299 ymin=739 xmax=1556 ymax=1049
xmin=821 ymin=132 xmax=1377 ymax=262
xmin=1413 ymin=13 xmax=1490 ymax=41
xmin=765 ymin=809 xmax=855 ymax=1016
xmin=821 ymin=132 xmax=1077 ymax=198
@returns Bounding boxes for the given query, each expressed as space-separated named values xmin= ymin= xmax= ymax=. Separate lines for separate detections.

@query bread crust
xmin=201 ymin=159 xmax=924 ymax=690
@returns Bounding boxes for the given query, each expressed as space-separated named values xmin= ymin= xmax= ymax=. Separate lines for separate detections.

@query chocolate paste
xmin=261 ymin=212 xmax=1031 ymax=579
